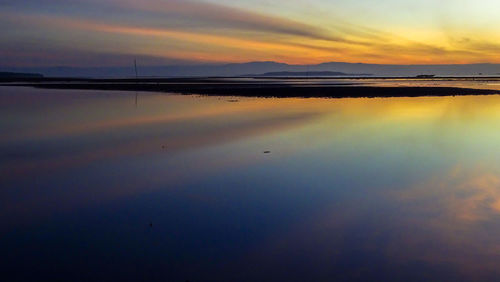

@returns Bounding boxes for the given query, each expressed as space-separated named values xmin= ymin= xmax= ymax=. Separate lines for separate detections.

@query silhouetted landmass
xmin=247 ymin=71 xmax=372 ymax=77
xmin=3 ymin=77 xmax=500 ymax=98
xmin=2 ymin=61 xmax=500 ymax=77
xmin=0 ymin=72 xmax=43 ymax=78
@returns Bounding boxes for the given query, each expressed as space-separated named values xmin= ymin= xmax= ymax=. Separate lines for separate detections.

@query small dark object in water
xmin=149 ymin=222 xmax=153 ymax=228
xmin=416 ymin=74 xmax=435 ymax=78
xmin=263 ymin=151 xmax=271 ymax=154
xmin=161 ymin=145 xmax=166 ymax=149
xmin=227 ymin=99 xmax=239 ymax=102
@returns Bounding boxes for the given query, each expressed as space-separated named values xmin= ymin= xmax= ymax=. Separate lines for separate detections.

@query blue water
xmin=2 ymin=86 xmax=500 ymax=281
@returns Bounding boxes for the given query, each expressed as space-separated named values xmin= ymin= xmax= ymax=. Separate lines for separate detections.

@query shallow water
xmin=2 ymin=86 xmax=500 ymax=281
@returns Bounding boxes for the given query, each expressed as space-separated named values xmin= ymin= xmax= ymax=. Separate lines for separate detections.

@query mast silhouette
xmin=134 ymin=59 xmax=138 ymax=79
xmin=134 ymin=59 xmax=138 ymax=107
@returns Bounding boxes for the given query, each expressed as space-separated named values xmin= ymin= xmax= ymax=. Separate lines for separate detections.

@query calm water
xmin=3 ymin=86 xmax=500 ymax=281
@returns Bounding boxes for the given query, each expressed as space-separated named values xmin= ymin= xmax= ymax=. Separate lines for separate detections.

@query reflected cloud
xmin=1 ymin=94 xmax=325 ymax=224
xmin=224 ymin=164 xmax=500 ymax=280
xmin=397 ymin=165 xmax=500 ymax=222
xmin=3 ymin=106 xmax=321 ymax=179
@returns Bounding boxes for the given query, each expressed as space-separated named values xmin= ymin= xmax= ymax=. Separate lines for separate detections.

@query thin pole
xmin=134 ymin=59 xmax=138 ymax=79
xmin=134 ymin=59 xmax=138 ymax=108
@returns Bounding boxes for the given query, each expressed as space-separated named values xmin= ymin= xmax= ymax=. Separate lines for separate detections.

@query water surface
xmin=2 ymin=86 xmax=500 ymax=281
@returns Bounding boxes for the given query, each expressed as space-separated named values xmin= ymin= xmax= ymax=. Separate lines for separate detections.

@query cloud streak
xmin=3 ymin=0 xmax=500 ymax=66
xmin=105 ymin=0 xmax=347 ymax=42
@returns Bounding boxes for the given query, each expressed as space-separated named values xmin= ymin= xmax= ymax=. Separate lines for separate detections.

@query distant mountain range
xmin=247 ymin=71 xmax=372 ymax=77
xmin=1 ymin=61 xmax=499 ymax=78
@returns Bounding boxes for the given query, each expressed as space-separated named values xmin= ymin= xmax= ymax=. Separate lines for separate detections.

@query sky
xmin=1 ymin=0 xmax=500 ymax=67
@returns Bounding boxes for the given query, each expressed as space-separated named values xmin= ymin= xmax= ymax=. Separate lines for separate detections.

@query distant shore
xmin=2 ymin=77 xmax=500 ymax=98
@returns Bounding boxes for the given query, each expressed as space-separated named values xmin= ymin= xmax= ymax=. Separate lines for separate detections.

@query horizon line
xmin=2 ymin=60 xmax=500 ymax=69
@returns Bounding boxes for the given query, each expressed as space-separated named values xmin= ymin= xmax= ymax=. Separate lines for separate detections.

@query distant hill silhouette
xmin=1 ymin=61 xmax=499 ymax=78
xmin=247 ymin=71 xmax=372 ymax=77
xmin=0 ymin=72 xmax=43 ymax=78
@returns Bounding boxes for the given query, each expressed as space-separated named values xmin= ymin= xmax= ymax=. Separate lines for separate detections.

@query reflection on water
xmin=2 ymin=86 xmax=500 ymax=281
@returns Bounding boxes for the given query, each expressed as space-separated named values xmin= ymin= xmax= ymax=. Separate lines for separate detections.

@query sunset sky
xmin=2 ymin=0 xmax=500 ymax=66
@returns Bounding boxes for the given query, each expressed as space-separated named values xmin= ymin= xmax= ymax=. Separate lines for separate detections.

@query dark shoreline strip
xmin=3 ymin=83 xmax=500 ymax=98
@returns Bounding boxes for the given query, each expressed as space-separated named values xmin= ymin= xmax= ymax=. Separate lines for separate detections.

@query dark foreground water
xmin=2 ymin=86 xmax=500 ymax=281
